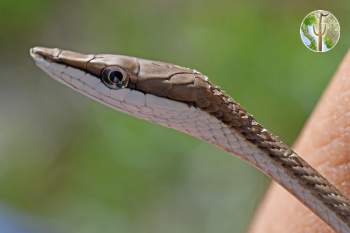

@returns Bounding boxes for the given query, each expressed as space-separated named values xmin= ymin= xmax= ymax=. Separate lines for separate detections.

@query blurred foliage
xmin=1 ymin=0 xmax=350 ymax=233
xmin=300 ymin=22 xmax=317 ymax=50
xmin=303 ymin=15 xmax=317 ymax=25
xmin=310 ymin=40 xmax=317 ymax=50
xmin=325 ymin=36 xmax=334 ymax=49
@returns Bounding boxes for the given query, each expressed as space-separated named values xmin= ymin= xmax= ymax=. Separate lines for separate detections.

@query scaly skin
xmin=250 ymin=49 xmax=350 ymax=233
xmin=30 ymin=47 xmax=350 ymax=233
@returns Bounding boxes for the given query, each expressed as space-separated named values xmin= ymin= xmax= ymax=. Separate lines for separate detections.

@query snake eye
xmin=101 ymin=66 xmax=129 ymax=89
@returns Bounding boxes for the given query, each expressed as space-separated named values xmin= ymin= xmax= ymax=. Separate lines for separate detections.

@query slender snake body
xmin=30 ymin=47 xmax=350 ymax=233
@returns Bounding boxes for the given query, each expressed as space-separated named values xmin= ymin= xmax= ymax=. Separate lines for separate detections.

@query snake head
xmin=30 ymin=46 xmax=211 ymax=124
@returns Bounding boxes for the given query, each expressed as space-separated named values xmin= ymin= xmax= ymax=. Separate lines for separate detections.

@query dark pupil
xmin=101 ymin=68 xmax=127 ymax=89
xmin=109 ymin=71 xmax=123 ymax=83
xmin=109 ymin=71 xmax=124 ymax=87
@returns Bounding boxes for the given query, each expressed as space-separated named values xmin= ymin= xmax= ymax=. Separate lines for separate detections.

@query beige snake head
xmin=30 ymin=47 xmax=213 ymax=124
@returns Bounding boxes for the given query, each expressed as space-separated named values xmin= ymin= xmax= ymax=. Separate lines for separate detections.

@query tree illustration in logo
xmin=313 ymin=12 xmax=329 ymax=52
xmin=300 ymin=10 xmax=340 ymax=52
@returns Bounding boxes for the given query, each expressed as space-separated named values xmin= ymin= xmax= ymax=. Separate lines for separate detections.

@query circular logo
xmin=300 ymin=10 xmax=340 ymax=52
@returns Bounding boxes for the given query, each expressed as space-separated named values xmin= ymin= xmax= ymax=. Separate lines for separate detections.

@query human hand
xmin=250 ymin=50 xmax=350 ymax=233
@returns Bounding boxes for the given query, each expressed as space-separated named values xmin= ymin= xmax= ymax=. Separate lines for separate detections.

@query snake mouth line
xmin=30 ymin=47 xmax=47 ymax=62
xmin=29 ymin=47 xmax=105 ymax=85
xmin=30 ymin=47 xmax=61 ymax=62
xmin=30 ymin=47 xmax=101 ymax=76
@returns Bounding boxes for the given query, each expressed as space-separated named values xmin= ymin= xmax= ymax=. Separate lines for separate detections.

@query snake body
xmin=30 ymin=47 xmax=350 ymax=233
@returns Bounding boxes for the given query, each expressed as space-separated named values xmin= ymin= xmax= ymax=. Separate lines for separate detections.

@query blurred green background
xmin=1 ymin=0 xmax=350 ymax=233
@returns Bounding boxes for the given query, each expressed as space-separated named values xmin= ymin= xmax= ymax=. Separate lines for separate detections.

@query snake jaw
xmin=30 ymin=47 xmax=212 ymax=105
xmin=29 ymin=46 xmax=197 ymax=123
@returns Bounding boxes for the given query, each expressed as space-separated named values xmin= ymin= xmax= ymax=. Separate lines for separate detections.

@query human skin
xmin=249 ymin=50 xmax=350 ymax=233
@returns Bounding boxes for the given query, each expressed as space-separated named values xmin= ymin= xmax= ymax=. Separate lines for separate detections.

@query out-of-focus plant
xmin=325 ymin=36 xmax=334 ymax=49
xmin=304 ymin=15 xmax=316 ymax=26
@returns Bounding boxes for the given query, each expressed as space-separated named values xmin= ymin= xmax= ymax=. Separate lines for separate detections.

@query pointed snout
xmin=30 ymin=46 xmax=97 ymax=73
xmin=30 ymin=46 xmax=140 ymax=77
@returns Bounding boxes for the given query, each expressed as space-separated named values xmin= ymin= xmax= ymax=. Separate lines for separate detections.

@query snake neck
xmin=190 ymin=83 xmax=350 ymax=233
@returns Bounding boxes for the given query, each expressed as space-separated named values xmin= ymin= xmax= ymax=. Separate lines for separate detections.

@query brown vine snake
xmin=30 ymin=46 xmax=350 ymax=233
